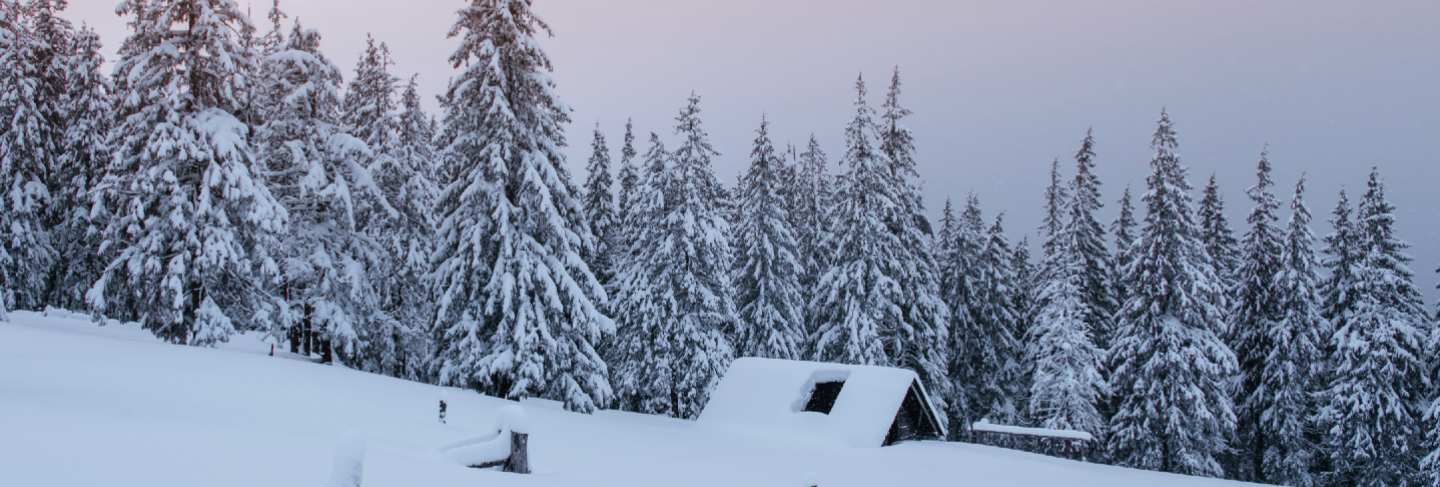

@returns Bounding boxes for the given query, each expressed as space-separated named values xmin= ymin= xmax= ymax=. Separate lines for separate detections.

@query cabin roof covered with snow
xmin=697 ymin=357 xmax=947 ymax=448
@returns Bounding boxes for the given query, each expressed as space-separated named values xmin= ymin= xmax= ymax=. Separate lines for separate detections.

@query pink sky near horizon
xmin=67 ymin=0 xmax=1440 ymax=289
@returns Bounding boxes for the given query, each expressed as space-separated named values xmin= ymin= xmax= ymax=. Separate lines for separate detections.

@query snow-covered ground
xmin=0 ymin=311 xmax=1262 ymax=487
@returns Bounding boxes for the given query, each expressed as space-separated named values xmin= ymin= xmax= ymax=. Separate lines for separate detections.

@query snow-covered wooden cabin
xmin=697 ymin=358 xmax=947 ymax=448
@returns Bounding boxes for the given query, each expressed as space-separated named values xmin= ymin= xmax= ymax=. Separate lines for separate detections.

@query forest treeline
xmin=0 ymin=1 xmax=1434 ymax=485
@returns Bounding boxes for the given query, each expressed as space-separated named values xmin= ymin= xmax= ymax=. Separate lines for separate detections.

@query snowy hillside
xmin=0 ymin=312 xmax=1262 ymax=487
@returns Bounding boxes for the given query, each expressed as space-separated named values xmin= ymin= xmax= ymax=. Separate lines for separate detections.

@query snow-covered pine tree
xmin=90 ymin=0 xmax=286 ymax=345
xmin=971 ymin=214 xmax=1024 ymax=423
xmin=1198 ymin=173 xmax=1241 ymax=288
xmin=1106 ymin=110 xmax=1237 ymax=477
xmin=792 ymin=134 xmax=832 ymax=329
xmin=936 ymin=198 xmax=959 ymax=303
xmin=0 ymin=0 xmax=60 ymax=312
xmin=0 ymin=0 xmax=17 ymax=320
xmin=732 ymin=116 xmax=805 ymax=360
xmin=342 ymin=34 xmax=398 ymax=153
xmin=1257 ymin=175 xmax=1324 ymax=487
xmin=258 ymin=22 xmax=393 ymax=365
xmin=613 ymin=119 xmax=639 ymax=243
xmin=251 ymin=0 xmax=287 ymax=125
xmin=1063 ymin=129 xmax=1116 ymax=351
xmin=371 ymin=74 xmax=439 ymax=378
xmin=941 ymin=194 xmax=987 ymax=433
xmin=877 ymin=68 xmax=951 ymax=417
xmin=611 ymin=96 xmax=736 ymax=418
xmin=28 ymin=0 xmax=72 ymax=223
xmin=1320 ymin=168 xmax=1428 ymax=486
xmin=431 ymin=0 xmax=612 ymax=413
xmin=45 ymin=24 xmax=111 ymax=310
xmin=1319 ymin=190 xmax=1358 ymax=356
xmin=1010 ymin=234 xmax=1037 ymax=423
xmin=654 ymin=93 xmax=738 ymax=417
xmin=1230 ymin=150 xmax=1285 ymax=482
xmin=581 ymin=125 xmax=616 ymax=286
xmin=609 ymin=132 xmax=672 ymax=414
xmin=340 ymin=34 xmax=433 ymax=377
xmin=811 ymin=75 xmax=904 ymax=368
xmin=1109 ymin=186 xmax=1137 ymax=317
xmin=1026 ymin=229 xmax=1106 ymax=435
xmin=1037 ymin=158 xmax=1068 ymax=285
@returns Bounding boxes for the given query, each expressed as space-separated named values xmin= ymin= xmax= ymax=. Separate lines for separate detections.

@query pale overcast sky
xmin=70 ymin=0 xmax=1440 ymax=291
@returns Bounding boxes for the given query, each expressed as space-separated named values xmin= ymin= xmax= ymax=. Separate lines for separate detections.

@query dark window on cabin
xmin=802 ymin=380 xmax=846 ymax=414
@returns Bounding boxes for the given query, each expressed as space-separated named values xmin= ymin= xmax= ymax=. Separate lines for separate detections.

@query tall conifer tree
xmin=431 ymin=0 xmax=612 ymax=412
xmin=877 ymin=68 xmax=951 ymax=409
xmin=811 ymin=75 xmax=902 ymax=368
xmin=1062 ymin=129 xmax=1115 ymax=347
xmin=1320 ymin=168 xmax=1428 ymax=486
xmin=733 ymin=116 xmax=805 ymax=360
xmin=1230 ymin=150 xmax=1285 ymax=481
xmin=91 ymin=0 xmax=286 ymax=345
xmin=1261 ymin=175 xmax=1324 ymax=487
xmin=1106 ymin=111 xmax=1237 ymax=477
xmin=258 ymin=22 xmax=393 ymax=364
xmin=582 ymin=125 xmax=616 ymax=285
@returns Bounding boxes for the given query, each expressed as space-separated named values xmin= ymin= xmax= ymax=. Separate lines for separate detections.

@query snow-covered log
xmin=969 ymin=420 xmax=1095 ymax=461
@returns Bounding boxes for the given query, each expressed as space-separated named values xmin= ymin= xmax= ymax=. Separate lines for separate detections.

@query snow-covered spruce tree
xmin=0 ymin=0 xmax=61 ymax=312
xmin=90 ymin=0 xmax=286 ymax=345
xmin=936 ymin=197 xmax=959 ymax=307
xmin=0 ymin=0 xmax=18 ymax=320
xmin=1229 ymin=150 xmax=1285 ymax=482
xmin=1010 ymin=234 xmax=1037 ymax=423
xmin=1106 ymin=111 xmax=1237 ymax=477
xmin=877 ymin=68 xmax=951 ymax=417
xmin=582 ymin=125 xmax=616 ymax=286
xmin=1257 ymin=175 xmax=1324 ymax=487
xmin=1109 ymin=186 xmax=1137 ymax=315
xmin=342 ymin=35 xmax=398 ymax=154
xmin=609 ymin=132 xmax=671 ymax=414
xmin=1319 ymin=190 xmax=1359 ymax=359
xmin=732 ymin=116 xmax=805 ymax=360
xmin=431 ymin=0 xmax=612 ymax=413
xmin=258 ymin=23 xmax=393 ymax=365
xmin=46 ymin=25 xmax=112 ymax=310
xmin=1198 ymin=173 xmax=1241 ymax=292
xmin=1027 ymin=231 xmax=1106 ymax=435
xmin=1036 ymin=158 xmax=1068 ymax=286
xmin=248 ymin=0 xmax=288 ymax=127
xmin=612 ymin=96 xmax=736 ymax=418
xmin=811 ymin=75 xmax=904 ymax=368
xmin=941 ymin=194 xmax=987 ymax=433
xmin=1062 ymin=129 xmax=1116 ymax=351
xmin=792 ymin=134 xmax=833 ymax=329
xmin=367 ymin=74 xmax=439 ymax=378
xmin=29 ymin=0 xmax=72 ymax=220
xmin=970 ymin=214 xmax=1024 ymax=423
xmin=339 ymin=33 xmax=433 ymax=376
xmin=654 ymin=94 xmax=738 ymax=417
xmin=612 ymin=119 xmax=639 ymax=243
xmin=1320 ymin=168 xmax=1428 ymax=486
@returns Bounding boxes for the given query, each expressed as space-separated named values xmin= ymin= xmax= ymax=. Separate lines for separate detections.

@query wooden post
xmin=503 ymin=431 xmax=530 ymax=474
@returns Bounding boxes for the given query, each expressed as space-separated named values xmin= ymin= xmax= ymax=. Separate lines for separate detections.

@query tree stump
xmin=503 ymin=431 xmax=530 ymax=474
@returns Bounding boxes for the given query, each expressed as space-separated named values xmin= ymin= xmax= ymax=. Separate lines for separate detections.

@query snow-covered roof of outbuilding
xmin=697 ymin=358 xmax=947 ymax=448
